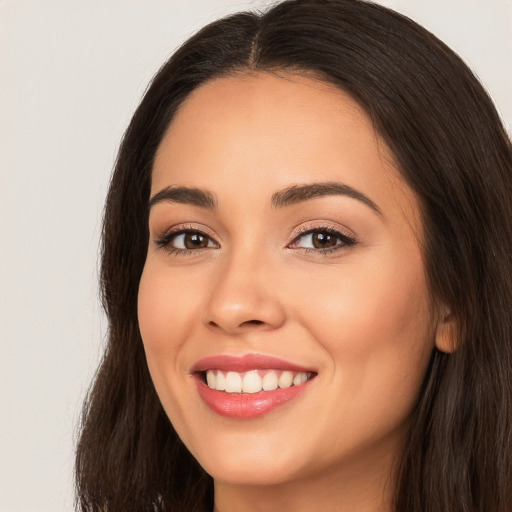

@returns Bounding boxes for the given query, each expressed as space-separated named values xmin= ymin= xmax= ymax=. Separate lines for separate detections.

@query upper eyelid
xmin=157 ymin=224 xmax=218 ymax=240
xmin=288 ymin=222 xmax=355 ymax=240
xmin=287 ymin=224 xmax=357 ymax=252
xmin=153 ymin=225 xmax=221 ymax=251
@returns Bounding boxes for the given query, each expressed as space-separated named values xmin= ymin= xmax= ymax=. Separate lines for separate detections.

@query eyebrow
xmin=148 ymin=186 xmax=217 ymax=210
xmin=148 ymin=181 xmax=382 ymax=216
xmin=271 ymin=182 xmax=382 ymax=216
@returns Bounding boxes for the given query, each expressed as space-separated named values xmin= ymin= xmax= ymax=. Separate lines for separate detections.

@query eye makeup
xmin=287 ymin=223 xmax=357 ymax=255
xmin=153 ymin=220 xmax=357 ymax=258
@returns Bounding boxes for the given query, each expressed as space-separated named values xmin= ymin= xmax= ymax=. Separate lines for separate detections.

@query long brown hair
xmin=75 ymin=1 xmax=512 ymax=511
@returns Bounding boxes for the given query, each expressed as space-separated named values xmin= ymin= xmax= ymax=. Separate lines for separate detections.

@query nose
xmin=202 ymin=252 xmax=286 ymax=335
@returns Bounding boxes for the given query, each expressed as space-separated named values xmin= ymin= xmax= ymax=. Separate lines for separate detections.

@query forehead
xmin=156 ymin=72 xmax=375 ymax=169
xmin=152 ymin=71 xmax=422 ymax=235
xmin=169 ymin=71 xmax=363 ymax=132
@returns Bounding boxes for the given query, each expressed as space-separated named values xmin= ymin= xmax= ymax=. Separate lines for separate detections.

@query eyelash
xmin=288 ymin=225 xmax=357 ymax=254
xmin=154 ymin=225 xmax=218 ymax=257
xmin=154 ymin=224 xmax=357 ymax=257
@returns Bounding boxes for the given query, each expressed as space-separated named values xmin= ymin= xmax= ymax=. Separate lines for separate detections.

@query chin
xmin=187 ymin=432 xmax=309 ymax=486
xmin=204 ymin=458 xmax=299 ymax=486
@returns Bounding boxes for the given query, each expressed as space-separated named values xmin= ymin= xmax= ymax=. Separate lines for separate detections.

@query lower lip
xmin=195 ymin=378 xmax=312 ymax=419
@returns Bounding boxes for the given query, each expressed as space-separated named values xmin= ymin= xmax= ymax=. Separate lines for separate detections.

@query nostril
xmin=242 ymin=320 xmax=264 ymax=326
xmin=208 ymin=319 xmax=262 ymax=326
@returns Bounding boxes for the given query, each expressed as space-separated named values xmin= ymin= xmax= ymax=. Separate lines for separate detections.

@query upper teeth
xmin=205 ymin=369 xmax=311 ymax=394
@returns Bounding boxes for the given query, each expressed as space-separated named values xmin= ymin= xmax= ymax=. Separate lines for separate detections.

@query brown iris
xmin=183 ymin=232 xmax=210 ymax=249
xmin=311 ymin=232 xmax=338 ymax=249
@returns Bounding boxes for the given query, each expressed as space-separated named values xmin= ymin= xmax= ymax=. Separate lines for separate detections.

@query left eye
xmin=291 ymin=229 xmax=355 ymax=250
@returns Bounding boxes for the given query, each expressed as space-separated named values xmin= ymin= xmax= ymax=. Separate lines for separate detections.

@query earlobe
xmin=435 ymin=309 xmax=458 ymax=353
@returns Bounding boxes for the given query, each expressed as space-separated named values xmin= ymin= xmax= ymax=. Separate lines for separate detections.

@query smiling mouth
xmin=192 ymin=354 xmax=317 ymax=418
xmin=201 ymin=369 xmax=315 ymax=394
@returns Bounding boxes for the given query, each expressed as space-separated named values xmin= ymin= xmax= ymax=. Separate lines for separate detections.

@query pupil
xmin=313 ymin=232 xmax=335 ymax=248
xmin=185 ymin=233 xmax=207 ymax=249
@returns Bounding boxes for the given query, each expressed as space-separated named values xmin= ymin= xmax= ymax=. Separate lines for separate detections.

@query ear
xmin=434 ymin=307 xmax=458 ymax=353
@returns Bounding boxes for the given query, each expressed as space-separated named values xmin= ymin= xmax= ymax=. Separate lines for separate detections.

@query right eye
xmin=155 ymin=229 xmax=219 ymax=254
xmin=171 ymin=231 xmax=217 ymax=250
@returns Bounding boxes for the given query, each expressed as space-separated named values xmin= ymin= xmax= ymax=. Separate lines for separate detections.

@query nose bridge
xmin=203 ymin=240 xmax=285 ymax=334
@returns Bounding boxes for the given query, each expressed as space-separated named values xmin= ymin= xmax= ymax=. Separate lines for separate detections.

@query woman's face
xmin=138 ymin=72 xmax=445 ymax=487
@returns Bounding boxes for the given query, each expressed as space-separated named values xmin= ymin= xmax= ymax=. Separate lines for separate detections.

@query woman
xmin=75 ymin=1 xmax=512 ymax=511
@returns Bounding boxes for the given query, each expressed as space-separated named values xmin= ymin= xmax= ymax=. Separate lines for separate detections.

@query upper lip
xmin=192 ymin=353 xmax=316 ymax=373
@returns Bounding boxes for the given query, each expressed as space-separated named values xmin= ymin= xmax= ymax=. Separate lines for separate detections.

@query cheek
xmin=137 ymin=262 xmax=202 ymax=439
xmin=138 ymin=270 xmax=170 ymax=358
xmin=292 ymin=250 xmax=435 ymax=435
xmin=136 ymin=261 xmax=202 ymax=424
xmin=138 ymin=262 xmax=199 ymax=358
xmin=297 ymin=251 xmax=433 ymax=347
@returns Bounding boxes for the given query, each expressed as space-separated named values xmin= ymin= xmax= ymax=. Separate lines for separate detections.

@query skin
xmin=138 ymin=72 xmax=452 ymax=512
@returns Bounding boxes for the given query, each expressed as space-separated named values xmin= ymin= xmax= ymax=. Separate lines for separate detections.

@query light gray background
xmin=1 ymin=1 xmax=511 ymax=511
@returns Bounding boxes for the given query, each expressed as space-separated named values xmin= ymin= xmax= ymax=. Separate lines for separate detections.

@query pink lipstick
xmin=192 ymin=354 xmax=316 ymax=419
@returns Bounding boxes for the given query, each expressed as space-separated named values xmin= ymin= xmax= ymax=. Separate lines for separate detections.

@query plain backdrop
xmin=1 ymin=1 xmax=511 ymax=511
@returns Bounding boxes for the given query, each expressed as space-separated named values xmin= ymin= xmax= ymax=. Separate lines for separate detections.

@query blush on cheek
xmin=302 ymin=255 xmax=434 ymax=408
xmin=138 ymin=265 xmax=202 ymax=374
